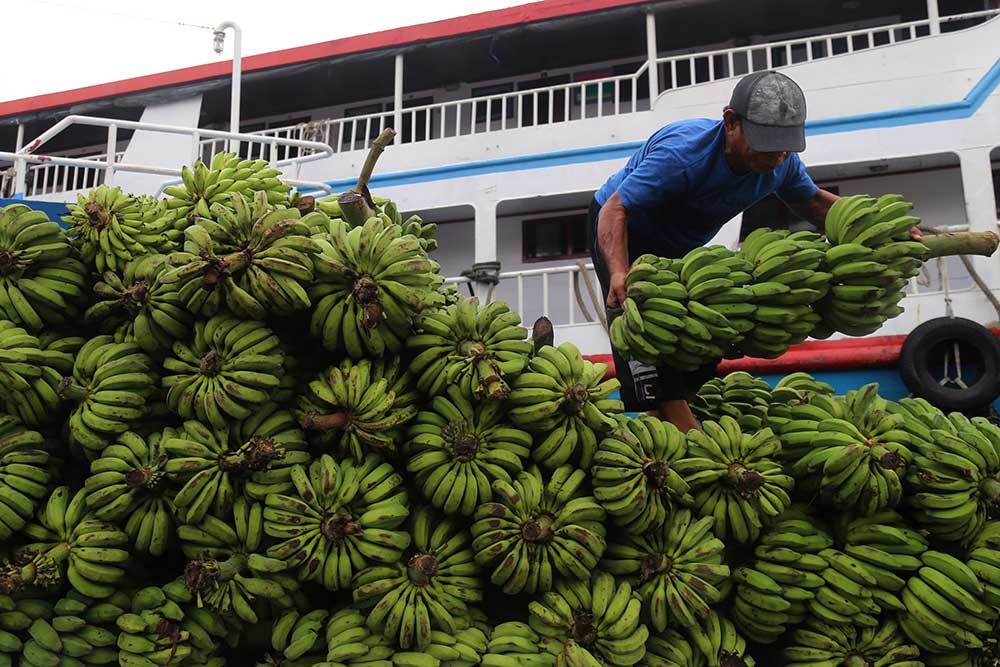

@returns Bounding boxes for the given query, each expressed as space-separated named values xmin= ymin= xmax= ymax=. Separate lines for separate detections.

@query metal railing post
xmin=394 ymin=54 xmax=404 ymax=143
xmin=646 ymin=12 xmax=659 ymax=102
xmin=12 ymin=123 xmax=26 ymax=196
xmin=927 ymin=0 xmax=941 ymax=35
xmin=104 ymin=125 xmax=118 ymax=186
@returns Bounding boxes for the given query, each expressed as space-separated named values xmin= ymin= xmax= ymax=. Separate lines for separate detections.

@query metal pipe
xmin=927 ymin=0 xmax=941 ymax=35
xmin=645 ymin=12 xmax=659 ymax=102
xmin=214 ymin=21 xmax=243 ymax=152
xmin=394 ymin=54 xmax=404 ymax=144
xmin=13 ymin=124 xmax=25 ymax=196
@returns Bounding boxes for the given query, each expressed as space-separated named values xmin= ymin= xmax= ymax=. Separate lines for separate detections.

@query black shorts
xmin=588 ymin=198 xmax=718 ymax=411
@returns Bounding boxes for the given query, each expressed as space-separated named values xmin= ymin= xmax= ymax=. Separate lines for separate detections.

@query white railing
xmin=1 ymin=115 xmax=335 ymax=199
xmin=654 ymin=9 xmax=1000 ymax=91
xmin=8 ymin=150 xmax=126 ymax=198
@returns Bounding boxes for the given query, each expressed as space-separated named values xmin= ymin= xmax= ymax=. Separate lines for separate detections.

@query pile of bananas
xmin=8 ymin=149 xmax=1000 ymax=667
xmin=737 ymin=228 xmax=828 ymax=358
xmin=508 ymin=343 xmax=623 ymax=468
xmin=815 ymin=194 xmax=926 ymax=337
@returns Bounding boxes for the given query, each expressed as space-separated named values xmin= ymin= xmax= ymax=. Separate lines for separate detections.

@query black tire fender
xmin=899 ymin=316 xmax=1000 ymax=412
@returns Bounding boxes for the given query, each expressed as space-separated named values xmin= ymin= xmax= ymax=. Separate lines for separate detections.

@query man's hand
xmin=608 ymin=271 xmax=628 ymax=307
xmin=910 ymin=226 xmax=923 ymax=241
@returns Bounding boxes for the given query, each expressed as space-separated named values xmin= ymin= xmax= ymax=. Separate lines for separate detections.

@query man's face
xmin=723 ymin=110 xmax=791 ymax=174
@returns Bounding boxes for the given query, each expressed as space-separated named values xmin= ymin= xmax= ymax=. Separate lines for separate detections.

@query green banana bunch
xmin=508 ymin=343 xmax=623 ymax=468
xmin=0 ymin=321 xmax=74 ymax=428
xmin=730 ymin=508 xmax=831 ymax=643
xmin=62 ymin=185 xmax=175 ymax=273
xmin=163 ymin=405 xmax=310 ymax=523
xmin=784 ymin=617 xmax=922 ymax=667
xmin=310 ymin=214 xmax=443 ymax=358
xmin=922 ymin=648 xmax=999 ymax=667
xmin=692 ymin=372 xmax=774 ymax=433
xmin=353 ymin=506 xmax=483 ymax=649
xmin=0 ymin=203 xmax=88 ymax=331
xmin=400 ymin=213 xmax=439 ymax=253
xmin=163 ymin=152 xmax=290 ymax=222
xmin=136 ymin=194 xmax=184 ymax=251
xmin=0 ymin=416 xmax=50 ymax=541
xmin=4 ymin=591 xmax=127 ymax=667
xmin=675 ymin=416 xmax=793 ymax=544
xmin=765 ymin=372 xmax=835 ymax=431
xmin=408 ymin=296 xmax=532 ymax=400
xmin=322 ymin=607 xmax=398 ymax=667
xmin=264 ymin=453 xmax=410 ymax=591
xmin=296 ymin=357 xmax=419 ymax=461
xmin=406 ymin=384 xmax=532 ymax=515
xmin=897 ymin=400 xmax=1000 ymax=543
xmin=471 ymin=465 xmax=606 ymax=594
xmin=642 ymin=629 xmax=705 ymax=667
xmin=161 ymin=190 xmax=322 ymax=318
xmin=59 ymin=335 xmax=157 ymax=455
xmin=528 ymin=570 xmax=649 ymax=667
xmin=160 ymin=577 xmax=243 ymax=662
xmin=816 ymin=193 xmax=926 ymax=337
xmin=14 ymin=486 xmax=130 ymax=599
xmin=163 ymin=314 xmax=285 ymax=429
xmin=390 ymin=621 xmax=491 ymax=667
xmin=259 ymin=608 xmax=331 ymax=667
xmin=826 ymin=510 xmax=928 ymax=615
xmin=685 ymin=612 xmax=755 ymax=667
xmin=84 ymin=429 xmax=176 ymax=557
xmin=782 ymin=384 xmax=912 ymax=514
xmin=481 ymin=621 xmax=561 ymax=667
xmin=737 ymin=228 xmax=828 ymax=358
xmin=592 ymin=414 xmax=692 ymax=534
xmin=602 ymin=509 xmax=728 ymax=632
xmin=84 ymin=254 xmax=192 ymax=356
xmin=899 ymin=550 xmax=996 ymax=652
xmin=0 ymin=596 xmax=47 ymax=663
xmin=968 ymin=521 xmax=1000 ymax=611
xmin=116 ymin=586 xmax=195 ymax=667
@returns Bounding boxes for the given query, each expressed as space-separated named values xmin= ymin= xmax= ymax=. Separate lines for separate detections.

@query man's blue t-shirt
xmin=594 ymin=118 xmax=818 ymax=258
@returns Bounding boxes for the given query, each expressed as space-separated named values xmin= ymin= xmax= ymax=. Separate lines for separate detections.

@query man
xmin=589 ymin=70 xmax=838 ymax=432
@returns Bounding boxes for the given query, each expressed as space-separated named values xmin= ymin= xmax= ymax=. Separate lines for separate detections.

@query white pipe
xmin=215 ymin=21 xmax=243 ymax=153
xmin=927 ymin=0 xmax=941 ymax=35
xmin=394 ymin=54 xmax=404 ymax=144
xmin=646 ymin=12 xmax=659 ymax=102
xmin=13 ymin=123 xmax=25 ymax=196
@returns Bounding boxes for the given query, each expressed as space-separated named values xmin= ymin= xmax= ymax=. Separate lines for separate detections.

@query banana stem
xmin=301 ymin=411 xmax=350 ymax=432
xmin=357 ymin=128 xmax=396 ymax=192
xmin=57 ymin=377 xmax=89 ymax=402
xmin=920 ymin=230 xmax=999 ymax=258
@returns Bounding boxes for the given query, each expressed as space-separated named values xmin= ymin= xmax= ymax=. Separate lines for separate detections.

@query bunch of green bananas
xmin=84 ymin=430 xmax=175 ymax=556
xmin=642 ymin=629 xmax=703 ymax=667
xmin=591 ymin=414 xmax=691 ymax=534
xmin=0 ymin=416 xmax=50 ymax=541
xmin=675 ymin=416 xmax=792 ymax=544
xmin=0 ymin=203 xmax=88 ymax=331
xmin=729 ymin=509 xmax=831 ymax=643
xmin=400 ymin=214 xmax=439 ymax=254
xmin=0 ymin=322 xmax=76 ymax=428
xmin=736 ymin=228 xmax=828 ymax=358
xmin=296 ymin=357 xmax=419 ymax=461
xmin=896 ymin=399 xmax=1000 ymax=542
xmin=471 ymin=465 xmax=606 ymax=594
xmin=899 ymin=550 xmax=996 ymax=652
xmin=15 ymin=486 xmax=130 ymax=599
xmin=390 ymin=622 xmax=490 ymax=667
xmin=968 ymin=521 xmax=1000 ymax=611
xmin=528 ymin=571 xmax=649 ymax=667
xmin=508 ymin=343 xmax=622 ymax=468
xmin=62 ymin=185 xmax=175 ymax=273
xmin=602 ymin=509 xmax=728 ymax=632
xmin=160 ymin=578 xmax=242 ymax=663
xmin=163 ymin=315 xmax=285 ymax=428
xmin=162 ymin=406 xmax=310 ymax=523
xmin=260 ymin=608 xmax=331 ymax=666
xmin=116 ymin=586 xmax=195 ymax=667
xmin=481 ymin=621 xmax=562 ymax=667
xmin=3 ymin=591 xmax=127 ymax=667
xmin=353 ymin=507 xmax=482 ymax=649
xmin=686 ymin=612 xmax=755 ymax=667
xmin=179 ymin=499 xmax=294 ymax=624
xmin=161 ymin=191 xmax=321 ymax=318
xmin=764 ymin=372 xmax=835 ymax=431
xmin=816 ymin=194 xmax=926 ymax=337
xmin=783 ymin=618 xmax=922 ymax=667
xmin=163 ymin=152 xmax=289 ymax=222
xmin=608 ymin=253 xmax=688 ymax=366
xmin=59 ymin=335 xmax=157 ymax=455
xmin=84 ymin=255 xmax=191 ymax=356
xmin=408 ymin=296 xmax=534 ymax=401
xmin=321 ymin=607 xmax=397 ymax=667
xmin=405 ymin=384 xmax=531 ymax=515
xmin=782 ymin=384 xmax=912 ymax=514
xmin=827 ymin=510 xmax=928 ymax=615
xmin=310 ymin=215 xmax=442 ymax=358
xmin=692 ymin=372 xmax=773 ymax=433
xmin=264 ymin=454 xmax=410 ymax=591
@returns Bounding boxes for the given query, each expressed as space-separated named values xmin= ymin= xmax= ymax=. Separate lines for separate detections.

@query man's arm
xmin=597 ymin=191 xmax=631 ymax=307
xmin=786 ymin=188 xmax=839 ymax=230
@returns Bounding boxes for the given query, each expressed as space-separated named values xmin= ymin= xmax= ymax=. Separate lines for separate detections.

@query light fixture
xmin=213 ymin=30 xmax=226 ymax=55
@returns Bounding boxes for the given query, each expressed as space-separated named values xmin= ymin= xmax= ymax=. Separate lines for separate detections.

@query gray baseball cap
xmin=729 ymin=71 xmax=807 ymax=153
